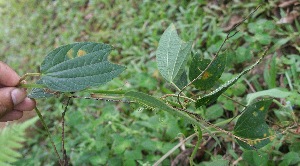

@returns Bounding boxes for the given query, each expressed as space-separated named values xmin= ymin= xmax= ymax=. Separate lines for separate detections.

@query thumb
xmin=0 ymin=87 xmax=26 ymax=117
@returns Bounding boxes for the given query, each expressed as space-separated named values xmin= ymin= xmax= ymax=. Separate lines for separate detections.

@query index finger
xmin=0 ymin=61 xmax=20 ymax=87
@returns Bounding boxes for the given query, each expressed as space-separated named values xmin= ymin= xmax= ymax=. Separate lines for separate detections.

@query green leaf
xmin=156 ymin=24 xmax=192 ymax=84
xmin=38 ymin=42 xmax=125 ymax=92
xmin=195 ymin=55 xmax=264 ymax=108
xmin=28 ymin=88 xmax=53 ymax=98
xmin=174 ymin=71 xmax=188 ymax=89
xmin=246 ymin=88 xmax=292 ymax=105
xmin=189 ymin=54 xmax=227 ymax=90
xmin=0 ymin=117 xmax=38 ymax=164
xmin=242 ymin=150 xmax=269 ymax=166
xmin=125 ymin=91 xmax=207 ymax=130
xmin=125 ymin=91 xmax=221 ymax=145
xmin=125 ymin=91 xmax=182 ymax=116
xmin=263 ymin=54 xmax=277 ymax=88
xmin=205 ymin=104 xmax=224 ymax=120
xmin=279 ymin=152 xmax=300 ymax=166
xmin=235 ymin=47 xmax=252 ymax=63
xmin=28 ymin=80 xmax=54 ymax=98
xmin=233 ymin=99 xmax=273 ymax=150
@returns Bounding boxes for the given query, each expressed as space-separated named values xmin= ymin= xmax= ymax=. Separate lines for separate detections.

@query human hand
xmin=0 ymin=61 xmax=36 ymax=122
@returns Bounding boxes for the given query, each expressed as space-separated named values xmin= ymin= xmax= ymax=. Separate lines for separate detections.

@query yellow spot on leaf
xmin=259 ymin=106 xmax=265 ymax=111
xmin=67 ymin=49 xmax=74 ymax=59
xmin=202 ymin=71 xmax=211 ymax=80
xmin=263 ymin=133 xmax=267 ymax=137
xmin=77 ymin=50 xmax=87 ymax=57
xmin=252 ymin=111 xmax=258 ymax=117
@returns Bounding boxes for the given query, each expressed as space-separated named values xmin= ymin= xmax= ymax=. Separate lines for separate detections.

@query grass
xmin=0 ymin=0 xmax=299 ymax=165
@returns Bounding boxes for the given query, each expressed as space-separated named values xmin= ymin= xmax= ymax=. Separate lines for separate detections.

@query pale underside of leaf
xmin=246 ymin=88 xmax=292 ymax=105
xmin=156 ymin=24 xmax=192 ymax=84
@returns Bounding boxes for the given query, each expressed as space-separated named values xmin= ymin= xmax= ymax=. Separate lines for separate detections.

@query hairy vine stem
xmin=34 ymin=107 xmax=62 ymax=164
xmin=189 ymin=126 xmax=202 ymax=166
xmin=61 ymin=97 xmax=71 ymax=166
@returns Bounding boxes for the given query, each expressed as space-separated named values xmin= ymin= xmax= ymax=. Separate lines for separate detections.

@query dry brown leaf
xmin=278 ymin=0 xmax=299 ymax=8
xmin=276 ymin=10 xmax=300 ymax=24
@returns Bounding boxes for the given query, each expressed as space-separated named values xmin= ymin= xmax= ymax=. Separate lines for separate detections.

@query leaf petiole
xmin=19 ymin=73 xmax=41 ymax=83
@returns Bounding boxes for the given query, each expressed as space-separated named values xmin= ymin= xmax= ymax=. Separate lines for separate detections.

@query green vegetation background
xmin=0 ymin=0 xmax=299 ymax=165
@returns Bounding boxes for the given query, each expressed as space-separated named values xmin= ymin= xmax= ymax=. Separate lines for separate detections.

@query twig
xmin=243 ymin=78 xmax=257 ymax=93
xmin=62 ymin=97 xmax=71 ymax=166
xmin=153 ymin=133 xmax=197 ymax=166
xmin=34 ymin=107 xmax=62 ymax=164
xmin=69 ymin=94 xmax=133 ymax=103
xmin=161 ymin=94 xmax=195 ymax=102
xmin=221 ymin=94 xmax=247 ymax=107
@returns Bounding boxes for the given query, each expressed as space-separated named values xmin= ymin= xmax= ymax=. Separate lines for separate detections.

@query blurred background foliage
xmin=0 ymin=0 xmax=299 ymax=165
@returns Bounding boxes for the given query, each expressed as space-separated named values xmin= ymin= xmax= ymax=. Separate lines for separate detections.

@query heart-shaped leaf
xmin=196 ymin=55 xmax=264 ymax=108
xmin=189 ymin=54 xmax=227 ymax=90
xmin=37 ymin=42 xmax=125 ymax=92
xmin=156 ymin=24 xmax=192 ymax=84
xmin=233 ymin=99 xmax=273 ymax=150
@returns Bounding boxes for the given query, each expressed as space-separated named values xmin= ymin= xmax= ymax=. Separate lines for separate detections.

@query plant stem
xmin=161 ymin=94 xmax=195 ymax=102
xmin=190 ymin=126 xmax=202 ymax=166
xmin=171 ymin=82 xmax=182 ymax=92
xmin=153 ymin=133 xmax=197 ymax=166
xmin=19 ymin=73 xmax=41 ymax=83
xmin=62 ymin=98 xmax=71 ymax=165
xmin=221 ymin=94 xmax=247 ymax=107
xmin=34 ymin=107 xmax=62 ymax=164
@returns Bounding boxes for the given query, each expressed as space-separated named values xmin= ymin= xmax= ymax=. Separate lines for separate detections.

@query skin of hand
xmin=0 ymin=61 xmax=36 ymax=122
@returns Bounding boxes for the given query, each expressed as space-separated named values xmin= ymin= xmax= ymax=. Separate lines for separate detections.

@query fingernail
xmin=11 ymin=88 xmax=26 ymax=105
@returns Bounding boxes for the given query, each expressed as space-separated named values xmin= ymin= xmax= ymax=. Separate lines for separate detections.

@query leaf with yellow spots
xmin=30 ymin=42 xmax=125 ymax=93
xmin=189 ymin=53 xmax=227 ymax=90
xmin=233 ymin=99 xmax=273 ymax=150
xmin=195 ymin=54 xmax=265 ymax=108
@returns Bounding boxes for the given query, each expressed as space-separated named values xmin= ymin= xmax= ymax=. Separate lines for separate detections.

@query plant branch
xmin=153 ymin=133 xmax=197 ymax=166
xmin=161 ymin=94 xmax=195 ymax=102
xmin=62 ymin=98 xmax=71 ymax=166
xmin=221 ymin=94 xmax=247 ymax=107
xmin=190 ymin=126 xmax=202 ymax=166
xmin=34 ymin=107 xmax=62 ymax=164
